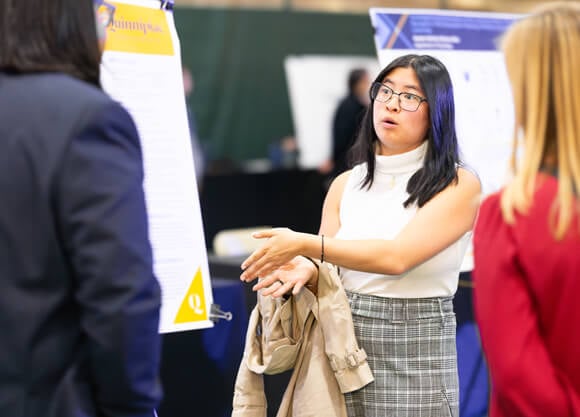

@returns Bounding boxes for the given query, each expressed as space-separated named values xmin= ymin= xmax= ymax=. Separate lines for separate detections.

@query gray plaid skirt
xmin=344 ymin=291 xmax=459 ymax=417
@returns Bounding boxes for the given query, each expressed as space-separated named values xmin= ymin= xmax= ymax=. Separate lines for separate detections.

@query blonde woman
xmin=473 ymin=3 xmax=580 ymax=417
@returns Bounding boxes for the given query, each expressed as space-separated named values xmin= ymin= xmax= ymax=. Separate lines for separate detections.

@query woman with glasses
xmin=240 ymin=54 xmax=481 ymax=416
xmin=473 ymin=3 xmax=580 ymax=416
xmin=0 ymin=1 xmax=161 ymax=417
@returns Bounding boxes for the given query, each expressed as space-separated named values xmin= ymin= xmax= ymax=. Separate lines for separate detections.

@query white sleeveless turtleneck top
xmin=335 ymin=142 xmax=470 ymax=298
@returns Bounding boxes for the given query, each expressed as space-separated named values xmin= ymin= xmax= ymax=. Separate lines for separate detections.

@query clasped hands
xmin=240 ymin=228 xmax=317 ymax=297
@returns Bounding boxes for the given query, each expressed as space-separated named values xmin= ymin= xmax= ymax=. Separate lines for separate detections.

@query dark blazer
xmin=0 ymin=73 xmax=162 ymax=417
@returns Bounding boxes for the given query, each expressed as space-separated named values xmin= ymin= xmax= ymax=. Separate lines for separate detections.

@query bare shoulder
xmin=327 ymin=170 xmax=351 ymax=201
xmin=436 ymin=166 xmax=482 ymax=216
xmin=424 ymin=166 xmax=482 ymax=212
xmin=456 ymin=167 xmax=482 ymax=194
xmin=319 ymin=170 xmax=351 ymax=236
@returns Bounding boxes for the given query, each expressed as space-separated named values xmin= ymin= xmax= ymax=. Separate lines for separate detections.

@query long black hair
xmin=0 ymin=0 xmax=102 ymax=87
xmin=349 ymin=54 xmax=461 ymax=208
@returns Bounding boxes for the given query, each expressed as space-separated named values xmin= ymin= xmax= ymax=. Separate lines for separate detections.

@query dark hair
xmin=348 ymin=68 xmax=368 ymax=94
xmin=349 ymin=54 xmax=460 ymax=208
xmin=0 ymin=0 xmax=102 ymax=87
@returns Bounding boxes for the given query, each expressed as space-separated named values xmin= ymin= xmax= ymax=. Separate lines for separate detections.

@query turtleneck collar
xmin=375 ymin=141 xmax=427 ymax=175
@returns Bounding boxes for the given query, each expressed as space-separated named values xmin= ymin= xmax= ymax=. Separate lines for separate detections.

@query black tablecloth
xmin=200 ymin=169 xmax=326 ymax=251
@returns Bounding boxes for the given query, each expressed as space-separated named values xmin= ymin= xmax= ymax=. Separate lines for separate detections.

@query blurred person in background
xmin=241 ymin=54 xmax=481 ymax=416
xmin=268 ymin=135 xmax=299 ymax=170
xmin=182 ymin=65 xmax=206 ymax=189
xmin=0 ymin=1 xmax=162 ymax=416
xmin=473 ymin=3 xmax=580 ymax=416
xmin=320 ymin=68 xmax=370 ymax=180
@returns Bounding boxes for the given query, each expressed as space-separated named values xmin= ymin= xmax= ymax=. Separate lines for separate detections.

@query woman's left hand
xmin=240 ymin=227 xmax=304 ymax=281
xmin=252 ymin=255 xmax=318 ymax=298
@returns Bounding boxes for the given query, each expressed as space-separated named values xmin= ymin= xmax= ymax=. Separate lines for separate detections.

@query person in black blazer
xmin=0 ymin=1 xmax=162 ymax=416
xmin=330 ymin=68 xmax=370 ymax=177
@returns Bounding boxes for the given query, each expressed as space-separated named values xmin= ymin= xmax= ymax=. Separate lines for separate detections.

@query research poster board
xmin=370 ymin=8 xmax=521 ymax=195
xmin=284 ymin=55 xmax=380 ymax=169
xmin=100 ymin=0 xmax=213 ymax=332
xmin=370 ymin=9 xmax=521 ymax=271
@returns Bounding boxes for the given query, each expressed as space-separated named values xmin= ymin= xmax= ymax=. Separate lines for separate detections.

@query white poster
xmin=370 ymin=8 xmax=521 ymax=195
xmin=101 ymin=0 xmax=213 ymax=332
xmin=369 ymin=8 xmax=521 ymax=270
xmin=284 ymin=55 xmax=380 ymax=169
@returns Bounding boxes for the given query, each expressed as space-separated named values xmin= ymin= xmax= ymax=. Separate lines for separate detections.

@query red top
xmin=473 ymin=174 xmax=580 ymax=417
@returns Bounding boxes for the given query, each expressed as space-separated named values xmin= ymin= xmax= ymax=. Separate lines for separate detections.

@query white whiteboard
xmin=284 ymin=55 xmax=380 ymax=169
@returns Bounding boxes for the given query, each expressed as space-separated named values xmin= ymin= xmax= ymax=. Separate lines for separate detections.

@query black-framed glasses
xmin=370 ymin=82 xmax=427 ymax=112
xmin=94 ymin=0 xmax=116 ymax=29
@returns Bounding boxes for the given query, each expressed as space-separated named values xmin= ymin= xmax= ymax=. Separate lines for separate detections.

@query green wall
xmin=174 ymin=7 xmax=375 ymax=163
